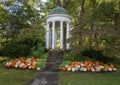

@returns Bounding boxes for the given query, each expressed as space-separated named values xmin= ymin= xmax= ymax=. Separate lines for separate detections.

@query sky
xmin=41 ymin=0 xmax=47 ymax=2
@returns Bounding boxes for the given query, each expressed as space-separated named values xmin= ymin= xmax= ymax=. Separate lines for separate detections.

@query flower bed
xmin=61 ymin=60 xmax=117 ymax=72
xmin=4 ymin=57 xmax=41 ymax=70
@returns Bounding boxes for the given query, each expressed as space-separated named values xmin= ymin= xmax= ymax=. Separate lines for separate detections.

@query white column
xmin=49 ymin=28 xmax=51 ymax=49
xmin=52 ymin=21 xmax=55 ymax=49
xmin=66 ymin=22 xmax=70 ymax=49
xmin=46 ymin=22 xmax=50 ymax=49
xmin=60 ymin=21 xmax=64 ymax=49
xmin=55 ymin=30 xmax=57 ymax=49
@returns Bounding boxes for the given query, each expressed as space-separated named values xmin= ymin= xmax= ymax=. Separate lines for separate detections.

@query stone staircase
xmin=44 ymin=51 xmax=64 ymax=72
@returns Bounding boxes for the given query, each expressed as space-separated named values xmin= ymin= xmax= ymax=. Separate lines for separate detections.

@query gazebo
xmin=46 ymin=6 xmax=72 ymax=50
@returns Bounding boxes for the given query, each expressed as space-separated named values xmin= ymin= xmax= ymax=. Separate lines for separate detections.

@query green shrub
xmin=80 ymin=48 xmax=113 ymax=63
xmin=59 ymin=60 xmax=71 ymax=68
xmin=35 ymin=53 xmax=48 ymax=69
xmin=36 ymin=58 xmax=46 ymax=69
xmin=0 ymin=42 xmax=30 ymax=57
xmin=63 ymin=52 xmax=75 ymax=61
xmin=30 ymin=43 xmax=45 ymax=58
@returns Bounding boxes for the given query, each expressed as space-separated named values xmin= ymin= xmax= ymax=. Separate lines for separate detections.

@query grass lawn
xmin=0 ymin=68 xmax=40 ymax=85
xmin=58 ymin=70 xmax=120 ymax=85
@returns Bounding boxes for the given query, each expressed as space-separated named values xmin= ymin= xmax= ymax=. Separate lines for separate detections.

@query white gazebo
xmin=46 ymin=6 xmax=72 ymax=50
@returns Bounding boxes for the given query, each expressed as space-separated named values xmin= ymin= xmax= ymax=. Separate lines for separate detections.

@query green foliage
xmin=70 ymin=0 xmax=120 ymax=58
xmin=62 ymin=51 xmax=92 ymax=64
xmin=36 ymin=58 xmax=46 ymax=69
xmin=0 ymin=42 xmax=30 ymax=57
xmin=93 ymin=1 xmax=117 ymax=20
xmin=0 ymin=56 xmax=9 ymax=68
xmin=63 ymin=52 xmax=75 ymax=61
xmin=35 ymin=53 xmax=48 ymax=69
xmin=30 ymin=43 xmax=45 ymax=58
xmin=79 ymin=48 xmax=115 ymax=63
xmin=59 ymin=60 xmax=71 ymax=68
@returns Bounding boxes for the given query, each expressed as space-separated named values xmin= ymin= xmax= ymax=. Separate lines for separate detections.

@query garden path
xmin=27 ymin=51 xmax=63 ymax=85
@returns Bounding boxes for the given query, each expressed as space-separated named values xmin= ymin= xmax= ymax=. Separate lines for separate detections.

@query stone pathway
xmin=27 ymin=51 xmax=63 ymax=85
xmin=27 ymin=71 xmax=59 ymax=85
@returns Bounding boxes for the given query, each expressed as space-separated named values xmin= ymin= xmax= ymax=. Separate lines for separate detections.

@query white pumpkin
xmin=75 ymin=66 xmax=79 ymax=71
xmin=37 ymin=67 xmax=41 ymax=70
xmin=76 ymin=65 xmax=81 ymax=68
xmin=91 ymin=67 xmax=95 ymax=72
xmin=108 ymin=67 xmax=112 ymax=71
xmin=113 ymin=68 xmax=117 ymax=71
xmin=15 ymin=64 xmax=18 ymax=68
xmin=83 ymin=68 xmax=87 ymax=72
xmin=80 ymin=67 xmax=84 ymax=71
xmin=65 ymin=64 xmax=69 ymax=68
xmin=19 ymin=63 xmax=24 ymax=68
xmin=72 ymin=68 xmax=76 ymax=72
xmin=28 ymin=66 xmax=31 ymax=69
xmin=67 ymin=67 xmax=71 ymax=71
xmin=80 ymin=63 xmax=84 ymax=67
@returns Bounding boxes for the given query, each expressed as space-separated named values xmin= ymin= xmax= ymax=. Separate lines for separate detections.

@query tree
xmin=68 ymin=0 xmax=120 ymax=57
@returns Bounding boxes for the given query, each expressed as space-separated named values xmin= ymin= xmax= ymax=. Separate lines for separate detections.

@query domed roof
xmin=49 ymin=6 xmax=68 ymax=15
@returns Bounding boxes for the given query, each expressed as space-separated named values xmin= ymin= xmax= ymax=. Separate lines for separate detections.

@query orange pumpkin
xmin=70 ymin=65 xmax=75 ymax=68
xmin=86 ymin=66 xmax=91 ymax=71
xmin=109 ymin=64 xmax=114 ymax=69
xmin=31 ymin=65 xmax=36 ymax=70
xmin=95 ymin=61 xmax=99 ymax=65
xmin=104 ymin=65 xmax=109 ymax=71
xmin=61 ymin=67 xmax=67 ymax=71
xmin=11 ymin=60 xmax=16 ymax=67
xmin=23 ymin=65 xmax=28 ymax=69
xmin=84 ymin=61 xmax=89 ymax=66
xmin=89 ymin=62 xmax=93 ymax=66
xmin=71 ymin=62 xmax=75 ymax=65
xmin=74 ymin=61 xmax=78 ymax=65
xmin=31 ymin=57 xmax=36 ymax=61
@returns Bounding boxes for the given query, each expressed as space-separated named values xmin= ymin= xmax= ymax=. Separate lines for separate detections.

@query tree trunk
xmin=78 ymin=0 xmax=85 ymax=45
xmin=81 ymin=0 xmax=85 ymax=13
xmin=56 ymin=0 xmax=61 ymax=6
xmin=63 ymin=0 xmax=70 ymax=8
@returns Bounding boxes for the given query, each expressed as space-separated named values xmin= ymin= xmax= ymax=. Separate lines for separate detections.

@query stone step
xmin=45 ymin=64 xmax=61 ymax=66
xmin=44 ymin=68 xmax=59 ymax=71
xmin=44 ymin=51 xmax=64 ymax=72
xmin=46 ymin=60 xmax=62 ymax=63
xmin=46 ymin=59 xmax=62 ymax=61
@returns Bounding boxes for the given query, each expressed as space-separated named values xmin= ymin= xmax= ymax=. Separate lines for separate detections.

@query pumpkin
xmin=83 ymin=68 xmax=87 ymax=72
xmin=72 ymin=68 xmax=76 ymax=72
xmin=23 ymin=65 xmax=28 ymax=69
xmin=11 ymin=60 xmax=16 ymax=67
xmin=61 ymin=60 xmax=116 ymax=72
xmin=61 ymin=67 xmax=67 ymax=71
xmin=71 ymin=62 xmax=75 ymax=65
xmin=70 ymin=65 xmax=75 ymax=68
xmin=67 ymin=67 xmax=72 ymax=71
xmin=104 ymin=65 xmax=109 ymax=71
xmin=109 ymin=64 xmax=114 ymax=69
xmin=74 ymin=61 xmax=78 ymax=65
xmin=95 ymin=61 xmax=99 ymax=65
xmin=108 ymin=67 xmax=112 ymax=71
xmin=31 ymin=65 xmax=36 ymax=70
xmin=84 ymin=61 xmax=89 ymax=66
xmin=65 ymin=64 xmax=69 ymax=68
xmin=86 ymin=66 xmax=91 ymax=71
xmin=31 ymin=57 xmax=36 ymax=62
xmin=89 ymin=61 xmax=94 ymax=66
